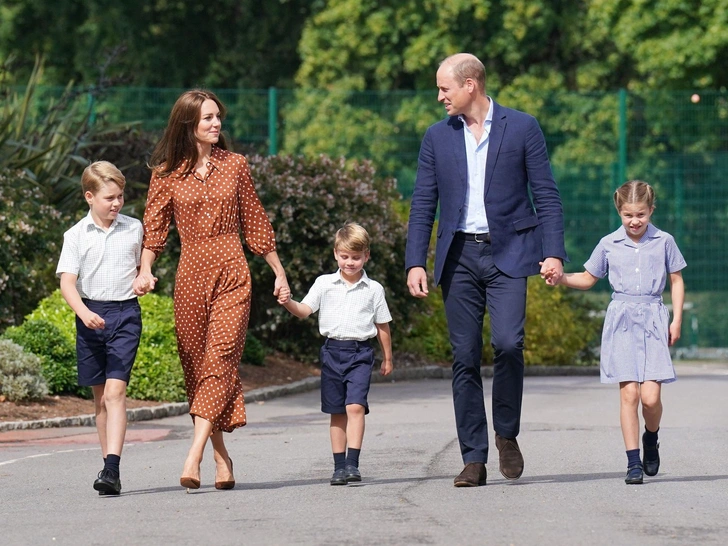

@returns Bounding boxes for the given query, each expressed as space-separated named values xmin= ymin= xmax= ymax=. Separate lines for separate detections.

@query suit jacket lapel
xmin=485 ymin=102 xmax=506 ymax=198
xmin=449 ymin=117 xmax=468 ymax=193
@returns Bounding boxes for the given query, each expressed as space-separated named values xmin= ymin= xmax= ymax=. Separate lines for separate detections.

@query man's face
xmin=436 ymin=65 xmax=472 ymax=116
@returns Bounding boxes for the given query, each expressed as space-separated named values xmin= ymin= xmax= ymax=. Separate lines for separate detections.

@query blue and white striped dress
xmin=585 ymin=223 xmax=687 ymax=384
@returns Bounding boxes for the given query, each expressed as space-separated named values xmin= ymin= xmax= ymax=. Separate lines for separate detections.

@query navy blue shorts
xmin=76 ymin=298 xmax=142 ymax=386
xmin=320 ymin=338 xmax=374 ymax=415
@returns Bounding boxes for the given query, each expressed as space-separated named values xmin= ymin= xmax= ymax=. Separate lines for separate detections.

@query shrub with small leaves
xmin=17 ymin=290 xmax=187 ymax=402
xmin=247 ymin=154 xmax=415 ymax=361
xmin=3 ymin=319 xmax=88 ymax=397
xmin=0 ymin=168 xmax=68 ymax=329
xmin=0 ymin=339 xmax=49 ymax=402
xmin=241 ymin=334 xmax=266 ymax=366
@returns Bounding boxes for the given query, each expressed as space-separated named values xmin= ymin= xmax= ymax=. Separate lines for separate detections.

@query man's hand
xmin=539 ymin=258 xmax=563 ymax=286
xmin=407 ymin=267 xmax=429 ymax=298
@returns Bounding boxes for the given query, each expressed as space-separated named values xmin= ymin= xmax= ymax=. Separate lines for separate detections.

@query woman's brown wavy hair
xmin=148 ymin=89 xmax=229 ymax=178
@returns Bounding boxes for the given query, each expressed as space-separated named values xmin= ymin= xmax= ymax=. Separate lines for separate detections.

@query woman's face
xmin=195 ymin=99 xmax=222 ymax=146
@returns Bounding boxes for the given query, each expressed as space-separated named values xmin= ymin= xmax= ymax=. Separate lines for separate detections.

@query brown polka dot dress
xmin=142 ymin=146 xmax=276 ymax=433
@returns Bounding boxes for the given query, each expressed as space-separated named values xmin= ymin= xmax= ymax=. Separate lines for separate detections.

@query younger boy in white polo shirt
xmin=56 ymin=161 xmax=144 ymax=496
xmin=280 ymin=222 xmax=393 ymax=485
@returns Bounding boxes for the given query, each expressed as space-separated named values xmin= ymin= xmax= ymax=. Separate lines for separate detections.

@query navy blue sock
xmin=333 ymin=452 xmax=346 ymax=471
xmin=104 ymin=454 xmax=121 ymax=476
xmin=626 ymin=449 xmax=641 ymax=468
xmin=346 ymin=448 xmax=361 ymax=468
xmin=643 ymin=426 xmax=659 ymax=446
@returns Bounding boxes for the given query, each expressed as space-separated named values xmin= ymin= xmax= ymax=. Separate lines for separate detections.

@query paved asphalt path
xmin=1 ymin=362 xmax=727 ymax=546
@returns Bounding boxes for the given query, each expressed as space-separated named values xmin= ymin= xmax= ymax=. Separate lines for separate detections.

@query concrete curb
xmin=0 ymin=365 xmax=599 ymax=432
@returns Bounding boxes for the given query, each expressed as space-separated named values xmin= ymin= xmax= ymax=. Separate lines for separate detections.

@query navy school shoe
xmin=330 ymin=468 xmax=347 ymax=486
xmin=642 ymin=434 xmax=660 ymax=477
xmin=344 ymin=465 xmax=361 ymax=483
xmin=94 ymin=468 xmax=122 ymax=495
xmin=625 ymin=464 xmax=644 ymax=485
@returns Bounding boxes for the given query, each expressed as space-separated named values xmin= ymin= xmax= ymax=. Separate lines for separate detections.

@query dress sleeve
xmin=142 ymin=171 xmax=174 ymax=258
xmin=665 ymin=235 xmax=687 ymax=273
xmin=584 ymin=240 xmax=608 ymax=279
xmin=237 ymin=155 xmax=276 ymax=256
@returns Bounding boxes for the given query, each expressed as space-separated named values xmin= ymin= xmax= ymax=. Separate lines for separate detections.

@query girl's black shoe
xmin=643 ymin=435 xmax=660 ymax=476
xmin=625 ymin=464 xmax=644 ymax=485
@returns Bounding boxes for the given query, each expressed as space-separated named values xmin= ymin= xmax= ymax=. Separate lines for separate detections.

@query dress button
xmin=635 ymin=268 xmax=639 ymax=272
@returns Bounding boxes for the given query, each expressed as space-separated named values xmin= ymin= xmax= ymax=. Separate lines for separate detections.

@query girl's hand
xmin=539 ymin=262 xmax=558 ymax=285
xmin=668 ymin=321 xmax=682 ymax=346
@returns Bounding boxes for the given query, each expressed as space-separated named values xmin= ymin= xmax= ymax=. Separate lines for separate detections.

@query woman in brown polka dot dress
xmin=134 ymin=90 xmax=290 ymax=491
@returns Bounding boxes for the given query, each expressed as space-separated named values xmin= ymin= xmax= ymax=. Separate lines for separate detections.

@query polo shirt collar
xmin=83 ymin=210 xmax=124 ymax=232
xmin=613 ymin=223 xmax=659 ymax=245
xmin=332 ymin=269 xmax=371 ymax=287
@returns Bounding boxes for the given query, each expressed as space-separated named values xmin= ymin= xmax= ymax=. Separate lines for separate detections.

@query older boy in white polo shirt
xmin=57 ymin=161 xmax=144 ymax=496
xmin=280 ymin=222 xmax=393 ymax=485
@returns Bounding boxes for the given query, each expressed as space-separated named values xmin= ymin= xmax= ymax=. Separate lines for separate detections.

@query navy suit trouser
xmin=440 ymin=236 xmax=527 ymax=464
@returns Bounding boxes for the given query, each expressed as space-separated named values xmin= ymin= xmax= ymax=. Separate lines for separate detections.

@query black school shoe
xmin=625 ymin=464 xmax=644 ymax=485
xmin=93 ymin=468 xmax=122 ymax=495
xmin=330 ymin=468 xmax=347 ymax=486
xmin=344 ymin=465 xmax=361 ymax=483
xmin=643 ymin=435 xmax=660 ymax=477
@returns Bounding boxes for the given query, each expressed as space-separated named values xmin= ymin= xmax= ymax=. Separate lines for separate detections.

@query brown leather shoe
xmin=454 ymin=462 xmax=487 ymax=487
xmin=496 ymin=434 xmax=524 ymax=480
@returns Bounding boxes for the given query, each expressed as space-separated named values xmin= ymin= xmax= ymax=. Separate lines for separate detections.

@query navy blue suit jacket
xmin=405 ymin=101 xmax=567 ymax=285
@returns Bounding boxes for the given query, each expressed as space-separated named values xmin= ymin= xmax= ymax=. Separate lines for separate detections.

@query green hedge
xmin=0 ymin=339 xmax=49 ymax=402
xmin=4 ymin=290 xmax=186 ymax=401
xmin=4 ymin=290 xmax=269 ymax=401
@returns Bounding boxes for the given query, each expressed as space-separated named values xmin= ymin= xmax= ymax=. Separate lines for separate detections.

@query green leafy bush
xmin=241 ymin=334 xmax=266 ymax=366
xmin=246 ymin=154 xmax=415 ymax=361
xmin=401 ymin=277 xmax=601 ymax=366
xmin=15 ymin=290 xmax=186 ymax=401
xmin=3 ymin=319 xmax=88 ymax=397
xmin=0 ymin=339 xmax=49 ymax=402
xmin=0 ymin=169 xmax=68 ymax=329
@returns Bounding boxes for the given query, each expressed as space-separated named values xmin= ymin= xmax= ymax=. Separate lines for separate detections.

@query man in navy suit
xmin=406 ymin=53 xmax=567 ymax=487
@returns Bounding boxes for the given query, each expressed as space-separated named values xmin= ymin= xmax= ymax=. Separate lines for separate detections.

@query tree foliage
xmin=0 ymin=0 xmax=320 ymax=88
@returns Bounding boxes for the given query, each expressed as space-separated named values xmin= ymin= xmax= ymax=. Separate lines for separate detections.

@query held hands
xmin=380 ymin=358 xmax=393 ymax=376
xmin=539 ymin=258 xmax=564 ymax=286
xmin=133 ymin=272 xmax=158 ymax=296
xmin=274 ymin=275 xmax=291 ymax=305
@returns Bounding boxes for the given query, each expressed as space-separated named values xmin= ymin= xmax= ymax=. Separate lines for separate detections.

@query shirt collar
xmin=612 ymin=223 xmax=659 ymax=244
xmin=331 ymin=269 xmax=370 ymax=287
xmin=457 ymin=95 xmax=494 ymax=128
xmin=173 ymin=145 xmax=226 ymax=178
xmin=83 ymin=210 xmax=124 ymax=232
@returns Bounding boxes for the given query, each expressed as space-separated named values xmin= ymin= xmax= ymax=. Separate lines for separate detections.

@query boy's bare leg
xmin=211 ymin=431 xmax=234 ymax=482
xmin=92 ymin=384 xmax=108 ymax=457
xmin=619 ymin=381 xmax=640 ymax=450
xmin=103 ymin=379 xmax=128 ymax=456
xmin=640 ymin=381 xmax=663 ymax=432
xmin=345 ymin=404 xmax=366 ymax=450
xmin=330 ymin=414 xmax=348 ymax=453
xmin=181 ymin=416 xmax=213 ymax=482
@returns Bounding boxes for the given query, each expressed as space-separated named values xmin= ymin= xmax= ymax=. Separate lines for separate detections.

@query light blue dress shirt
xmin=457 ymin=97 xmax=494 ymax=233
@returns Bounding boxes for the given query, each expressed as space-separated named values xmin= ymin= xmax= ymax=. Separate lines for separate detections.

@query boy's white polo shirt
xmin=56 ymin=212 xmax=143 ymax=301
xmin=301 ymin=269 xmax=392 ymax=341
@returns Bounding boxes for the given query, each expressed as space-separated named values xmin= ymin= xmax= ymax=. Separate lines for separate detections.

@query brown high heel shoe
xmin=180 ymin=463 xmax=201 ymax=490
xmin=215 ymin=458 xmax=235 ymax=490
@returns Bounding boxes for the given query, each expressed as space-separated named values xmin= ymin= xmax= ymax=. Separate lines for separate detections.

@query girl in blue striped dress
xmin=545 ymin=180 xmax=686 ymax=485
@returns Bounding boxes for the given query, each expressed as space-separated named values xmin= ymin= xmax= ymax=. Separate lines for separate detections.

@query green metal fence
xmin=25 ymin=86 xmax=728 ymax=347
